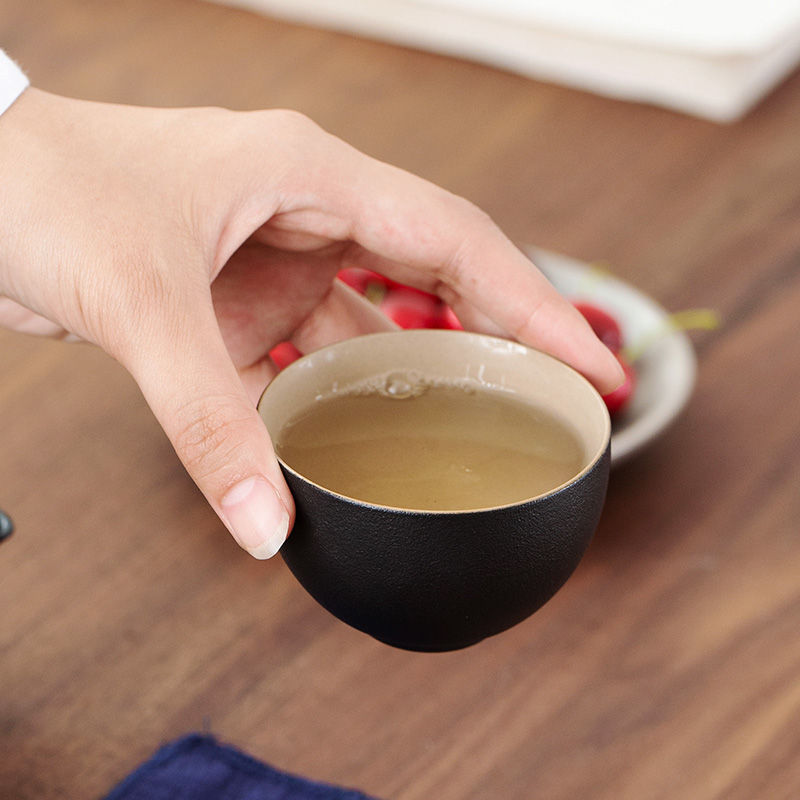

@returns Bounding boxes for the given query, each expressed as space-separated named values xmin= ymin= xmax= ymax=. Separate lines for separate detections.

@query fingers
xmin=0 ymin=296 xmax=79 ymax=339
xmin=341 ymin=235 xmax=623 ymax=393
xmin=212 ymin=241 xmax=399 ymax=401
xmin=290 ymin=280 xmax=399 ymax=352
xmin=258 ymin=132 xmax=623 ymax=393
xmin=123 ymin=293 xmax=294 ymax=560
xmin=344 ymin=172 xmax=624 ymax=394
xmin=236 ymin=281 xmax=399 ymax=402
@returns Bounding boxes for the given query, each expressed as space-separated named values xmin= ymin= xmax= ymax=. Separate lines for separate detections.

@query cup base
xmin=370 ymin=635 xmax=486 ymax=652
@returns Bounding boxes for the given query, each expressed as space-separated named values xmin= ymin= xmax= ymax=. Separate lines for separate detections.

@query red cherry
xmin=602 ymin=356 xmax=636 ymax=416
xmin=369 ymin=274 xmax=440 ymax=300
xmin=269 ymin=341 xmax=302 ymax=371
xmin=438 ymin=304 xmax=463 ymax=330
xmin=383 ymin=281 xmax=438 ymax=300
xmin=573 ymin=301 xmax=624 ymax=353
xmin=379 ymin=288 xmax=442 ymax=329
xmin=338 ymin=269 xmax=442 ymax=307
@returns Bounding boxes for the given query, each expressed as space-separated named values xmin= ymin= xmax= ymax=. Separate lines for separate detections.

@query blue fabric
xmin=103 ymin=734 xmax=379 ymax=800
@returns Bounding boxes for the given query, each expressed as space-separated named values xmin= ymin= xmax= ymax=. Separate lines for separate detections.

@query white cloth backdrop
xmin=211 ymin=0 xmax=800 ymax=121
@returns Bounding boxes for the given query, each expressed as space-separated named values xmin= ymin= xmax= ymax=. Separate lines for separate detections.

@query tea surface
xmin=275 ymin=382 xmax=585 ymax=511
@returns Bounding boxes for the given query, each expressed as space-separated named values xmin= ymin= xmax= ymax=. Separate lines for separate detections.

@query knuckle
xmin=430 ymin=196 xmax=496 ymax=281
xmin=513 ymin=298 xmax=547 ymax=343
xmin=438 ymin=189 xmax=494 ymax=231
xmin=266 ymin=108 xmax=319 ymax=134
xmin=171 ymin=395 xmax=255 ymax=484
xmin=241 ymin=108 xmax=323 ymax=152
xmin=453 ymin=193 xmax=492 ymax=224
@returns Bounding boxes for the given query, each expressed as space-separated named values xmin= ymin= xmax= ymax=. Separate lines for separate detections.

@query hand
xmin=0 ymin=88 xmax=623 ymax=559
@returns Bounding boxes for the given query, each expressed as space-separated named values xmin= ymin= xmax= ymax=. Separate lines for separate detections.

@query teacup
xmin=258 ymin=329 xmax=610 ymax=651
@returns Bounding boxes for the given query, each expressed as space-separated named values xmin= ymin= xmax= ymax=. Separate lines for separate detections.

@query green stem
xmin=623 ymin=309 xmax=721 ymax=362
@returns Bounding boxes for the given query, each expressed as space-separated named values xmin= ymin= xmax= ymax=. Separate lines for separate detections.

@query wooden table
xmin=3 ymin=1 xmax=800 ymax=797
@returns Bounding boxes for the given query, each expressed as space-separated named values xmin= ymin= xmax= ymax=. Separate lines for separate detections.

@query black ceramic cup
xmin=258 ymin=330 xmax=610 ymax=652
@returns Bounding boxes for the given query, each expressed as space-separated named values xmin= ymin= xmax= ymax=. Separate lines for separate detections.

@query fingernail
xmin=609 ymin=356 xmax=627 ymax=391
xmin=221 ymin=477 xmax=289 ymax=559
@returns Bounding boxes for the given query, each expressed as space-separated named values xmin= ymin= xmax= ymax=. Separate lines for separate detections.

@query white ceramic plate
xmin=527 ymin=247 xmax=697 ymax=466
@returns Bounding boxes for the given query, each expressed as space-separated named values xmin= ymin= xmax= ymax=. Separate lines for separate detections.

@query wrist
xmin=0 ymin=86 xmax=63 ymax=302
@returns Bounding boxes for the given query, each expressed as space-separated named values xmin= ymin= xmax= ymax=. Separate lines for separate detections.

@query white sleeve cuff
xmin=0 ymin=50 xmax=30 ymax=115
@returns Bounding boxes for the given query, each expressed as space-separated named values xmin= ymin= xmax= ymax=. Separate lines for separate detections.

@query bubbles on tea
xmin=331 ymin=370 xmax=481 ymax=403
xmin=383 ymin=372 xmax=424 ymax=399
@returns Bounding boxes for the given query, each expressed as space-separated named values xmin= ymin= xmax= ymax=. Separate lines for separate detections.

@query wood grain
xmin=3 ymin=1 xmax=800 ymax=798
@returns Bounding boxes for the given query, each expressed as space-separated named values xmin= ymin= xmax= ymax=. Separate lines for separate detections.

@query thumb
xmin=124 ymin=302 xmax=294 ymax=560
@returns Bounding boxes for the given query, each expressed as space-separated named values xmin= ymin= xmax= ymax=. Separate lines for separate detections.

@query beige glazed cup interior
xmin=259 ymin=329 xmax=610 ymax=504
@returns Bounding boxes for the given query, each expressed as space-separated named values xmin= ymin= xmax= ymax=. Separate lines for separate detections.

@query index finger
xmin=275 ymin=139 xmax=624 ymax=394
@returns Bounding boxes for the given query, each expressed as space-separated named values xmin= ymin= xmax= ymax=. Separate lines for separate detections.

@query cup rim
xmin=258 ymin=330 xmax=611 ymax=514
